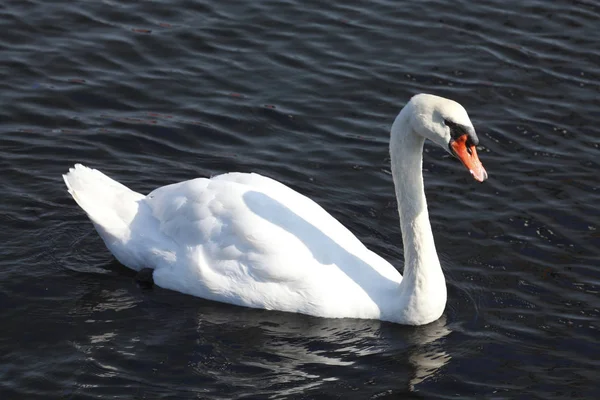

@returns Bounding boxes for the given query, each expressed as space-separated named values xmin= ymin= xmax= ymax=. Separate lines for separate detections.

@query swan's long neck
xmin=389 ymin=107 xmax=446 ymax=324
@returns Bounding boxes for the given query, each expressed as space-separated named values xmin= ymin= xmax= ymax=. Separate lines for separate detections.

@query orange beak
xmin=451 ymin=134 xmax=488 ymax=182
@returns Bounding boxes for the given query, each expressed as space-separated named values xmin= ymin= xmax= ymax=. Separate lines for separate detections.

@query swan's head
xmin=407 ymin=93 xmax=488 ymax=182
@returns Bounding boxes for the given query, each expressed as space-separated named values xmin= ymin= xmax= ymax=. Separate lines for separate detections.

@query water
xmin=1 ymin=0 xmax=599 ymax=398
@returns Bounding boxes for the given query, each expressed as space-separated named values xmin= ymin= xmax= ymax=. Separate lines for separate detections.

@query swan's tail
xmin=63 ymin=164 xmax=145 ymax=259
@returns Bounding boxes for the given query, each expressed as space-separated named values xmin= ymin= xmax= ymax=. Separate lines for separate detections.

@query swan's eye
xmin=445 ymin=119 xmax=476 ymax=143
xmin=443 ymin=119 xmax=458 ymax=130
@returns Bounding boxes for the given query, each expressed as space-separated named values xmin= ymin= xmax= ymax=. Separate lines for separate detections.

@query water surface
xmin=1 ymin=0 xmax=599 ymax=398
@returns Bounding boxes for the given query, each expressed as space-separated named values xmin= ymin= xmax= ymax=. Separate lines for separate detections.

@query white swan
xmin=63 ymin=93 xmax=487 ymax=325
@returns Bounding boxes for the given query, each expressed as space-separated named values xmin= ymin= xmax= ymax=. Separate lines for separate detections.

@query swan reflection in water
xmin=70 ymin=281 xmax=451 ymax=397
xmin=185 ymin=303 xmax=452 ymax=395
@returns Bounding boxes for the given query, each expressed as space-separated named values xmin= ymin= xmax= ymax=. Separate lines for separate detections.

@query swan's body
xmin=64 ymin=94 xmax=487 ymax=325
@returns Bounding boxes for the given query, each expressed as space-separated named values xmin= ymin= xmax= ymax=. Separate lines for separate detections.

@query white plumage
xmin=64 ymin=167 xmax=400 ymax=320
xmin=63 ymin=94 xmax=486 ymax=325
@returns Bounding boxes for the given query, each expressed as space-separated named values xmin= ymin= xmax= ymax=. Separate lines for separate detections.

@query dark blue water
xmin=1 ymin=0 xmax=599 ymax=398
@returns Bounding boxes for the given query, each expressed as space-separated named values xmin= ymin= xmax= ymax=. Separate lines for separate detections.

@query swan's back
xmin=145 ymin=172 xmax=401 ymax=318
xmin=65 ymin=165 xmax=402 ymax=320
xmin=145 ymin=173 xmax=398 ymax=308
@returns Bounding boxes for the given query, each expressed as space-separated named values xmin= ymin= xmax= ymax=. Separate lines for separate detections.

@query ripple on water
xmin=1 ymin=0 xmax=599 ymax=398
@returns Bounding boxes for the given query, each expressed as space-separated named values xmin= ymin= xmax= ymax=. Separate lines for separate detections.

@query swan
xmin=63 ymin=93 xmax=487 ymax=326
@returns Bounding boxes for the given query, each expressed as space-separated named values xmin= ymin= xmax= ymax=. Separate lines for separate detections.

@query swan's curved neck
xmin=389 ymin=108 xmax=446 ymax=324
